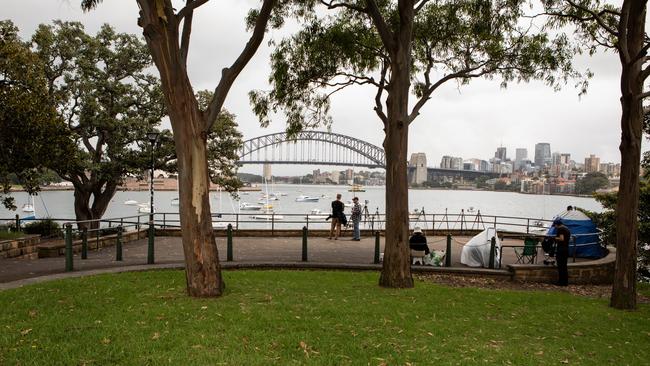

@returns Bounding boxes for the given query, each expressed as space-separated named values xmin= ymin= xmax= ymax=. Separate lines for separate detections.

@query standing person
xmin=329 ymin=193 xmax=344 ymax=240
xmin=350 ymin=197 xmax=362 ymax=241
xmin=552 ymin=218 xmax=571 ymax=286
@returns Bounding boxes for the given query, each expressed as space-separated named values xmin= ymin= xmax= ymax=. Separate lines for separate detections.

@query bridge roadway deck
xmin=0 ymin=235 xmax=534 ymax=284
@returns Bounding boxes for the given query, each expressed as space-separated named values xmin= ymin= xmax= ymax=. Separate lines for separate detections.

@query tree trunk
xmin=379 ymin=1 xmax=415 ymax=288
xmin=138 ymin=1 xmax=224 ymax=297
xmin=610 ymin=0 xmax=646 ymax=310
xmin=73 ymin=187 xmax=95 ymax=231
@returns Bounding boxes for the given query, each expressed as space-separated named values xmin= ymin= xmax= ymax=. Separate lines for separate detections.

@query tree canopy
xmin=0 ymin=20 xmax=74 ymax=210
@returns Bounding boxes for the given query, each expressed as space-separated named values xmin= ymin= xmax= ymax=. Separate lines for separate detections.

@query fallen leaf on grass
xmin=535 ymin=351 xmax=544 ymax=356
xmin=101 ymin=338 xmax=111 ymax=345
xmin=28 ymin=310 xmax=38 ymax=318
xmin=561 ymin=359 xmax=569 ymax=364
xmin=151 ymin=332 xmax=160 ymax=340
xmin=20 ymin=329 xmax=32 ymax=336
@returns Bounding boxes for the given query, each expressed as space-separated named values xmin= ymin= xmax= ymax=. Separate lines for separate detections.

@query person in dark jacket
xmin=408 ymin=227 xmax=430 ymax=254
xmin=329 ymin=193 xmax=344 ymax=240
xmin=551 ymin=217 xmax=571 ymax=286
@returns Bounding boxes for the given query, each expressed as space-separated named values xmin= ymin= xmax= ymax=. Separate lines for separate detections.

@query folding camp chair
xmin=410 ymin=249 xmax=426 ymax=265
xmin=515 ymin=237 xmax=539 ymax=264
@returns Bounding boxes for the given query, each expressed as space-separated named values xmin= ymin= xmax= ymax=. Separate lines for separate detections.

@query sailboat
xmin=21 ymin=195 xmax=36 ymax=221
xmin=251 ymin=177 xmax=283 ymax=220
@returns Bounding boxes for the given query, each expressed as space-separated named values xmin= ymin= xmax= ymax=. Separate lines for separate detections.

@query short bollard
xmin=488 ymin=236 xmax=496 ymax=269
xmin=65 ymin=224 xmax=73 ymax=272
xmin=445 ymin=234 xmax=452 ymax=267
xmin=227 ymin=224 xmax=233 ymax=262
xmin=147 ymin=222 xmax=155 ymax=264
xmin=374 ymin=231 xmax=380 ymax=264
xmin=116 ymin=227 xmax=123 ymax=261
xmin=81 ymin=227 xmax=88 ymax=260
xmin=302 ymin=226 xmax=308 ymax=262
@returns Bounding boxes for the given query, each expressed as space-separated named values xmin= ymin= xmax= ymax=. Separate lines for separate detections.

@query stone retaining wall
xmin=0 ymin=235 xmax=41 ymax=259
xmin=37 ymin=229 xmax=148 ymax=258
xmin=507 ymin=248 xmax=615 ymax=285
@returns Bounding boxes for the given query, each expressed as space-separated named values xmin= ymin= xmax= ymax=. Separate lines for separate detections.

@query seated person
xmin=409 ymin=227 xmax=430 ymax=254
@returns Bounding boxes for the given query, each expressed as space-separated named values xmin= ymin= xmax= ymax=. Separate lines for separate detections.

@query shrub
xmin=23 ymin=219 xmax=62 ymax=238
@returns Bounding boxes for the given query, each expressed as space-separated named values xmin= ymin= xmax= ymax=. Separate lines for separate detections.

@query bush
xmin=23 ymin=219 xmax=62 ymax=238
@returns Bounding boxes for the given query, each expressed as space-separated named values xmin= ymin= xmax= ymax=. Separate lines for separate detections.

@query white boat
xmin=409 ymin=208 xmax=424 ymax=220
xmin=348 ymin=184 xmax=366 ymax=192
xmin=171 ymin=198 xmax=179 ymax=206
xmin=240 ymin=202 xmax=263 ymax=211
xmin=466 ymin=206 xmax=476 ymax=213
xmin=212 ymin=221 xmax=230 ymax=229
xmin=250 ymin=211 xmax=284 ymax=221
xmin=124 ymin=199 xmax=138 ymax=205
xmin=22 ymin=203 xmax=34 ymax=213
xmin=296 ymin=195 xmax=319 ymax=202
xmin=137 ymin=203 xmax=154 ymax=213
xmin=305 ymin=209 xmax=330 ymax=220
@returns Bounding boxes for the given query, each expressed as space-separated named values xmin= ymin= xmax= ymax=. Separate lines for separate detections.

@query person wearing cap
xmin=552 ymin=218 xmax=571 ymax=286
xmin=350 ymin=197 xmax=362 ymax=241
xmin=409 ymin=227 xmax=430 ymax=254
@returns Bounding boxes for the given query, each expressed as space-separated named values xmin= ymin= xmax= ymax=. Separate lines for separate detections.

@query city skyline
xmin=4 ymin=0 xmax=646 ymax=179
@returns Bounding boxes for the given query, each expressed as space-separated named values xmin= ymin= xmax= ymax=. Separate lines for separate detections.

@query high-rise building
xmin=440 ymin=155 xmax=462 ymax=170
xmin=585 ymin=154 xmax=600 ymax=173
xmin=514 ymin=148 xmax=527 ymax=171
xmin=409 ymin=152 xmax=428 ymax=184
xmin=263 ymin=163 xmax=272 ymax=181
xmin=534 ymin=143 xmax=551 ymax=167
xmin=331 ymin=170 xmax=340 ymax=184
xmin=495 ymin=146 xmax=507 ymax=161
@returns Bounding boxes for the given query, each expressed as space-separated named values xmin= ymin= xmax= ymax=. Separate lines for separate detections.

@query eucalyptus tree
xmin=251 ymin=0 xmax=579 ymax=287
xmin=542 ymin=0 xmax=648 ymax=310
xmin=29 ymin=21 xmax=166 ymax=230
xmin=81 ymin=0 xmax=280 ymax=297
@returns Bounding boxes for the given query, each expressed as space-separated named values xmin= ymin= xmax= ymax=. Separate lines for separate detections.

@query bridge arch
xmin=237 ymin=131 xmax=386 ymax=169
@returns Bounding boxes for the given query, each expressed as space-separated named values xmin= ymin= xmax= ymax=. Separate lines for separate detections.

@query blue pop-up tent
xmin=547 ymin=210 xmax=605 ymax=259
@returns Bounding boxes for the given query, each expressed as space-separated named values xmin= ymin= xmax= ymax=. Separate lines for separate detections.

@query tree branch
xmin=366 ymin=0 xmax=395 ymax=52
xmin=205 ymin=0 xmax=275 ymax=132
xmin=617 ymin=0 xmax=631 ymax=64
xmin=414 ymin=0 xmax=431 ymax=13
xmin=319 ymin=0 xmax=367 ymax=12
xmin=179 ymin=0 xmax=197 ymax=66
xmin=373 ymin=61 xmax=389 ymax=126
xmin=565 ymin=0 xmax=620 ymax=39
xmin=176 ymin=0 xmax=210 ymax=22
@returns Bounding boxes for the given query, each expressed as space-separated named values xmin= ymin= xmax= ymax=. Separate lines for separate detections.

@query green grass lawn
xmin=0 ymin=270 xmax=649 ymax=365
xmin=0 ymin=231 xmax=25 ymax=240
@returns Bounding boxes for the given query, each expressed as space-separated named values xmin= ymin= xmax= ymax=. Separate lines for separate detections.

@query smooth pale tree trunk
xmin=139 ymin=2 xmax=224 ymax=297
xmin=379 ymin=2 xmax=415 ymax=288
xmin=610 ymin=0 xmax=646 ymax=310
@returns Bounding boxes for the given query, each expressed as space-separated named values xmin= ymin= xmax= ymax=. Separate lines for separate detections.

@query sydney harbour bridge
xmin=236 ymin=131 xmax=499 ymax=180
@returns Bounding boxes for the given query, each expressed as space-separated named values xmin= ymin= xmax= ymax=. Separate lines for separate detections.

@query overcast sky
xmin=5 ymin=0 xmax=642 ymax=176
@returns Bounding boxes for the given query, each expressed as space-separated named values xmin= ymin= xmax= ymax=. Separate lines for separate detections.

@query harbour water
xmin=2 ymin=184 xmax=603 ymax=224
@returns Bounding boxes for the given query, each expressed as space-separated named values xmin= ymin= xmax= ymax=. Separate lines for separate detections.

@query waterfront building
xmin=534 ymin=143 xmax=551 ymax=167
xmin=409 ymin=152 xmax=428 ymax=184
xmin=331 ymin=170 xmax=340 ymax=184
xmin=599 ymin=162 xmax=621 ymax=177
xmin=440 ymin=155 xmax=463 ymax=170
xmin=584 ymin=154 xmax=600 ymax=173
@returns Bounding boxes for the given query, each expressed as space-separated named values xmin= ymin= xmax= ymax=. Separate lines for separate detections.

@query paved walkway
xmin=0 ymin=234 xmax=537 ymax=285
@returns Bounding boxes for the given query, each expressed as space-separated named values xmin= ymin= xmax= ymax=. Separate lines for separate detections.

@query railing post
xmin=306 ymin=216 xmax=309 ymax=231
xmin=236 ymin=213 xmax=239 ymax=230
xmin=81 ymin=227 xmax=88 ymax=260
xmin=120 ymin=218 xmax=124 ymax=231
xmin=137 ymin=215 xmax=140 ymax=230
xmin=65 ymin=223 xmax=73 ymax=272
xmin=302 ymin=226 xmax=308 ymax=262
xmin=374 ymin=231 xmax=381 ymax=264
xmin=493 ymin=216 xmax=497 ymax=230
xmin=147 ymin=221 xmax=155 ymax=264
xmin=489 ymin=236 xmax=496 ymax=269
xmin=526 ymin=218 xmax=530 ymax=234
xmin=572 ymin=235 xmax=577 ymax=263
xmin=14 ymin=214 xmax=20 ymax=232
xmin=227 ymin=224 xmax=233 ymax=262
xmin=271 ymin=213 xmax=275 ymax=236
xmin=163 ymin=213 xmax=166 ymax=229
xmin=116 ymin=226 xmax=123 ymax=261
xmin=445 ymin=234 xmax=452 ymax=267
